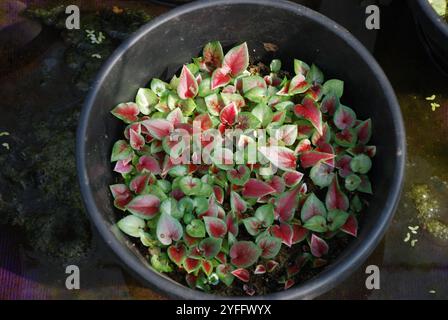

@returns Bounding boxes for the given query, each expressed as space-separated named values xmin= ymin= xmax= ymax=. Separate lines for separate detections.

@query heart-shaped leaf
xmin=141 ymin=119 xmax=174 ymax=140
xmin=230 ymin=191 xmax=247 ymax=214
xmin=341 ymin=215 xmax=358 ymax=237
xmin=204 ymin=216 xmax=227 ymax=238
xmin=167 ymin=243 xmax=187 ymax=266
xmin=220 ymin=102 xmax=238 ymax=126
xmin=326 ymin=176 xmax=349 ymax=211
xmin=283 ymin=171 xmax=304 ymax=187
xmin=295 ymin=139 xmax=312 ymax=154
xmin=183 ymin=257 xmax=201 ymax=273
xmin=186 ymin=219 xmax=206 ymax=238
xmin=114 ymin=159 xmax=132 ymax=174
xmin=201 ymin=260 xmax=213 ymax=276
xmin=335 ymin=154 xmax=353 ymax=178
xmin=289 ymin=74 xmax=311 ymax=95
xmin=243 ymin=217 xmax=262 ymax=236
xmin=129 ymin=173 xmax=150 ymax=194
xmin=156 ymin=212 xmax=183 ymax=245
xmin=293 ymin=97 xmax=323 ymax=135
xmin=199 ymin=237 xmax=222 ymax=259
xmin=137 ymin=155 xmax=161 ymax=175
xmin=258 ymin=146 xmax=297 ymax=171
xmin=117 ymin=215 xmax=145 ymax=237
xmin=303 ymin=215 xmax=327 ymax=233
xmin=111 ymin=102 xmax=139 ymax=123
xmin=223 ymin=42 xmax=249 ymax=76
xmin=271 ymin=223 xmax=293 ymax=247
xmin=256 ymin=235 xmax=282 ymax=259
xmin=251 ymin=103 xmax=272 ymax=126
xmin=275 ymin=125 xmax=298 ymax=146
xmin=111 ymin=140 xmax=132 ymax=162
xmin=275 ymin=186 xmax=300 ymax=222
xmin=211 ymin=67 xmax=232 ymax=90
xmin=334 ymin=105 xmax=357 ymax=130
xmin=126 ymin=194 xmax=160 ymax=219
xmin=204 ymin=93 xmax=223 ymax=116
xmin=179 ymin=176 xmax=202 ymax=196
xmin=203 ymin=41 xmax=224 ymax=70
xmin=242 ymin=179 xmax=276 ymax=198
xmin=242 ymin=75 xmax=267 ymax=93
xmin=301 ymin=193 xmax=327 ymax=222
xmin=335 ymin=128 xmax=357 ymax=148
xmin=310 ymin=162 xmax=334 ymax=188
xmin=166 ymin=108 xmax=184 ymax=125
xmin=110 ymin=184 xmax=131 ymax=199
xmin=300 ymin=150 xmax=335 ymax=169
xmin=235 ymin=112 xmax=261 ymax=130
xmin=227 ymin=165 xmax=250 ymax=186
xmin=310 ymin=234 xmax=329 ymax=257
xmin=231 ymin=268 xmax=250 ymax=283
xmin=221 ymin=92 xmax=246 ymax=109
xmin=177 ymin=65 xmax=198 ymax=100
xmin=230 ymin=241 xmax=261 ymax=268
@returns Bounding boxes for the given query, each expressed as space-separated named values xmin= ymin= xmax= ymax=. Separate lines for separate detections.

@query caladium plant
xmin=110 ymin=41 xmax=375 ymax=296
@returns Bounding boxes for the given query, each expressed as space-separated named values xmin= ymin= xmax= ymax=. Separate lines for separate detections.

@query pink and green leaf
xmin=111 ymin=102 xmax=139 ymax=123
xmin=199 ymin=237 xmax=222 ymax=259
xmin=177 ymin=65 xmax=198 ymax=99
xmin=288 ymin=74 xmax=311 ymax=95
xmin=300 ymin=150 xmax=335 ymax=169
xmin=301 ymin=193 xmax=327 ymax=222
xmin=203 ymin=216 xmax=227 ymax=238
xmin=129 ymin=173 xmax=150 ymax=194
xmin=258 ymin=146 xmax=297 ymax=171
xmin=293 ymin=97 xmax=323 ymax=135
xmin=220 ymin=102 xmax=238 ymax=125
xmin=156 ymin=212 xmax=183 ymax=245
xmin=203 ymin=41 xmax=224 ymax=70
xmin=355 ymin=119 xmax=372 ymax=145
xmin=167 ymin=243 xmax=187 ymax=266
xmin=310 ymin=234 xmax=329 ymax=257
xmin=111 ymin=140 xmax=132 ymax=162
xmin=229 ymin=241 xmax=261 ymax=268
xmin=231 ymin=268 xmax=250 ymax=283
xmin=226 ymin=164 xmax=250 ymax=186
xmin=283 ymin=171 xmax=304 ymax=187
xmin=325 ymin=176 xmax=349 ymax=211
xmin=141 ymin=119 xmax=174 ymax=140
xmin=230 ymin=191 xmax=247 ymax=214
xmin=242 ymin=178 xmax=276 ymax=198
xmin=223 ymin=42 xmax=249 ymax=76
xmin=270 ymin=223 xmax=294 ymax=247
xmin=275 ymin=186 xmax=300 ymax=222
xmin=341 ymin=215 xmax=358 ymax=237
xmin=211 ymin=67 xmax=232 ymax=90
xmin=256 ymin=235 xmax=282 ymax=259
xmin=334 ymin=105 xmax=357 ymax=130
xmin=126 ymin=194 xmax=160 ymax=219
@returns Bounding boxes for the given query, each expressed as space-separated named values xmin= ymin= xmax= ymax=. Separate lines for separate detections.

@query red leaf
xmin=341 ymin=215 xmax=358 ymax=237
xmin=355 ymin=119 xmax=372 ymax=144
xmin=310 ymin=234 xmax=329 ymax=257
xmin=213 ymin=186 xmax=224 ymax=204
xmin=203 ymin=217 xmax=227 ymax=238
xmin=194 ymin=113 xmax=213 ymax=131
xmin=111 ymin=102 xmax=139 ymax=123
xmin=258 ymin=146 xmax=297 ymax=171
xmin=292 ymin=225 xmax=308 ymax=244
xmin=335 ymin=154 xmax=353 ymax=178
xmin=220 ymin=102 xmax=238 ymax=125
xmin=242 ymin=179 xmax=276 ymax=198
xmin=114 ymin=159 xmax=132 ymax=174
xmin=271 ymin=223 xmax=294 ymax=247
xmin=230 ymin=241 xmax=261 ymax=268
xmin=230 ymin=191 xmax=247 ymax=214
xmin=284 ymin=279 xmax=295 ymax=290
xmin=283 ymin=171 xmax=304 ymax=187
xmin=177 ymin=65 xmax=198 ymax=99
xmin=266 ymin=260 xmax=279 ymax=272
xmin=141 ymin=119 xmax=174 ymax=140
xmin=201 ymin=260 xmax=213 ymax=276
xmin=254 ymin=264 xmax=266 ymax=275
xmin=167 ymin=243 xmax=187 ymax=266
xmin=300 ymin=151 xmax=335 ymax=169
xmin=231 ymin=268 xmax=250 ymax=283
xmin=184 ymin=257 xmax=201 ymax=273
xmin=137 ymin=155 xmax=161 ymax=175
xmin=326 ymin=176 xmax=349 ymax=211
xmin=216 ymin=252 xmax=227 ymax=264
xmin=288 ymin=74 xmax=310 ymax=95
xmin=129 ymin=128 xmax=145 ymax=151
xmin=321 ymin=93 xmax=338 ymax=115
xmin=129 ymin=173 xmax=150 ymax=194
xmin=293 ymin=97 xmax=323 ymax=135
xmin=268 ymin=176 xmax=285 ymax=194
xmin=294 ymin=139 xmax=312 ymax=154
xmin=126 ymin=194 xmax=160 ymax=219
xmin=211 ymin=67 xmax=232 ymax=90
xmin=223 ymin=42 xmax=249 ymax=76
xmin=110 ymin=184 xmax=130 ymax=199
xmin=275 ymin=186 xmax=300 ymax=222
xmin=225 ymin=213 xmax=239 ymax=237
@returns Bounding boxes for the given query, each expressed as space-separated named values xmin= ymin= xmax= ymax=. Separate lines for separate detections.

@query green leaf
xmin=117 ymin=215 xmax=145 ymax=237
xmin=350 ymin=154 xmax=372 ymax=174
xmin=111 ymin=140 xmax=132 ymax=162
xmin=243 ymin=217 xmax=262 ymax=236
xmin=310 ymin=163 xmax=334 ymax=188
xmin=179 ymin=176 xmax=203 ymax=196
xmin=160 ymin=198 xmax=183 ymax=219
xmin=345 ymin=174 xmax=361 ymax=191
xmin=199 ymin=237 xmax=222 ymax=259
xmin=245 ymin=87 xmax=267 ymax=103
xmin=305 ymin=64 xmax=324 ymax=84
xmin=136 ymin=88 xmax=158 ymax=115
xmin=303 ymin=215 xmax=328 ymax=233
xmin=150 ymin=78 xmax=170 ymax=97
xmin=301 ymin=193 xmax=327 ymax=222
xmin=322 ymin=79 xmax=344 ymax=98
xmin=254 ymin=204 xmax=275 ymax=227
xmin=327 ymin=210 xmax=349 ymax=232
xmin=150 ymin=253 xmax=173 ymax=272
xmin=294 ymin=59 xmax=310 ymax=76
xmin=186 ymin=219 xmax=206 ymax=238
xmin=270 ymin=59 xmax=282 ymax=73
xmin=256 ymin=235 xmax=282 ymax=259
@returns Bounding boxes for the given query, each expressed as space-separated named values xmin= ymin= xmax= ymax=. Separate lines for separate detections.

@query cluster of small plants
xmin=109 ymin=41 xmax=375 ymax=295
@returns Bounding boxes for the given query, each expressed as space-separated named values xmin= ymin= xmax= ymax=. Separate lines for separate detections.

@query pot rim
xmin=77 ymin=0 xmax=406 ymax=300
xmin=415 ymin=0 xmax=448 ymax=37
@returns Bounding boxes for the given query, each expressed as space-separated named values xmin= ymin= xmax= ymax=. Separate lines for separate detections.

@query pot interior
xmin=80 ymin=0 xmax=403 ymax=298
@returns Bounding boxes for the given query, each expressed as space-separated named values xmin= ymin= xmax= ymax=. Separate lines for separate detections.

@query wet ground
xmin=0 ymin=0 xmax=447 ymax=299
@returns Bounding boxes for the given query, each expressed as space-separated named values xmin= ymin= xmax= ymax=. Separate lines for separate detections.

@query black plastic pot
xmin=409 ymin=0 xmax=448 ymax=75
xmin=77 ymin=0 xmax=405 ymax=299
xmin=149 ymin=0 xmax=194 ymax=7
